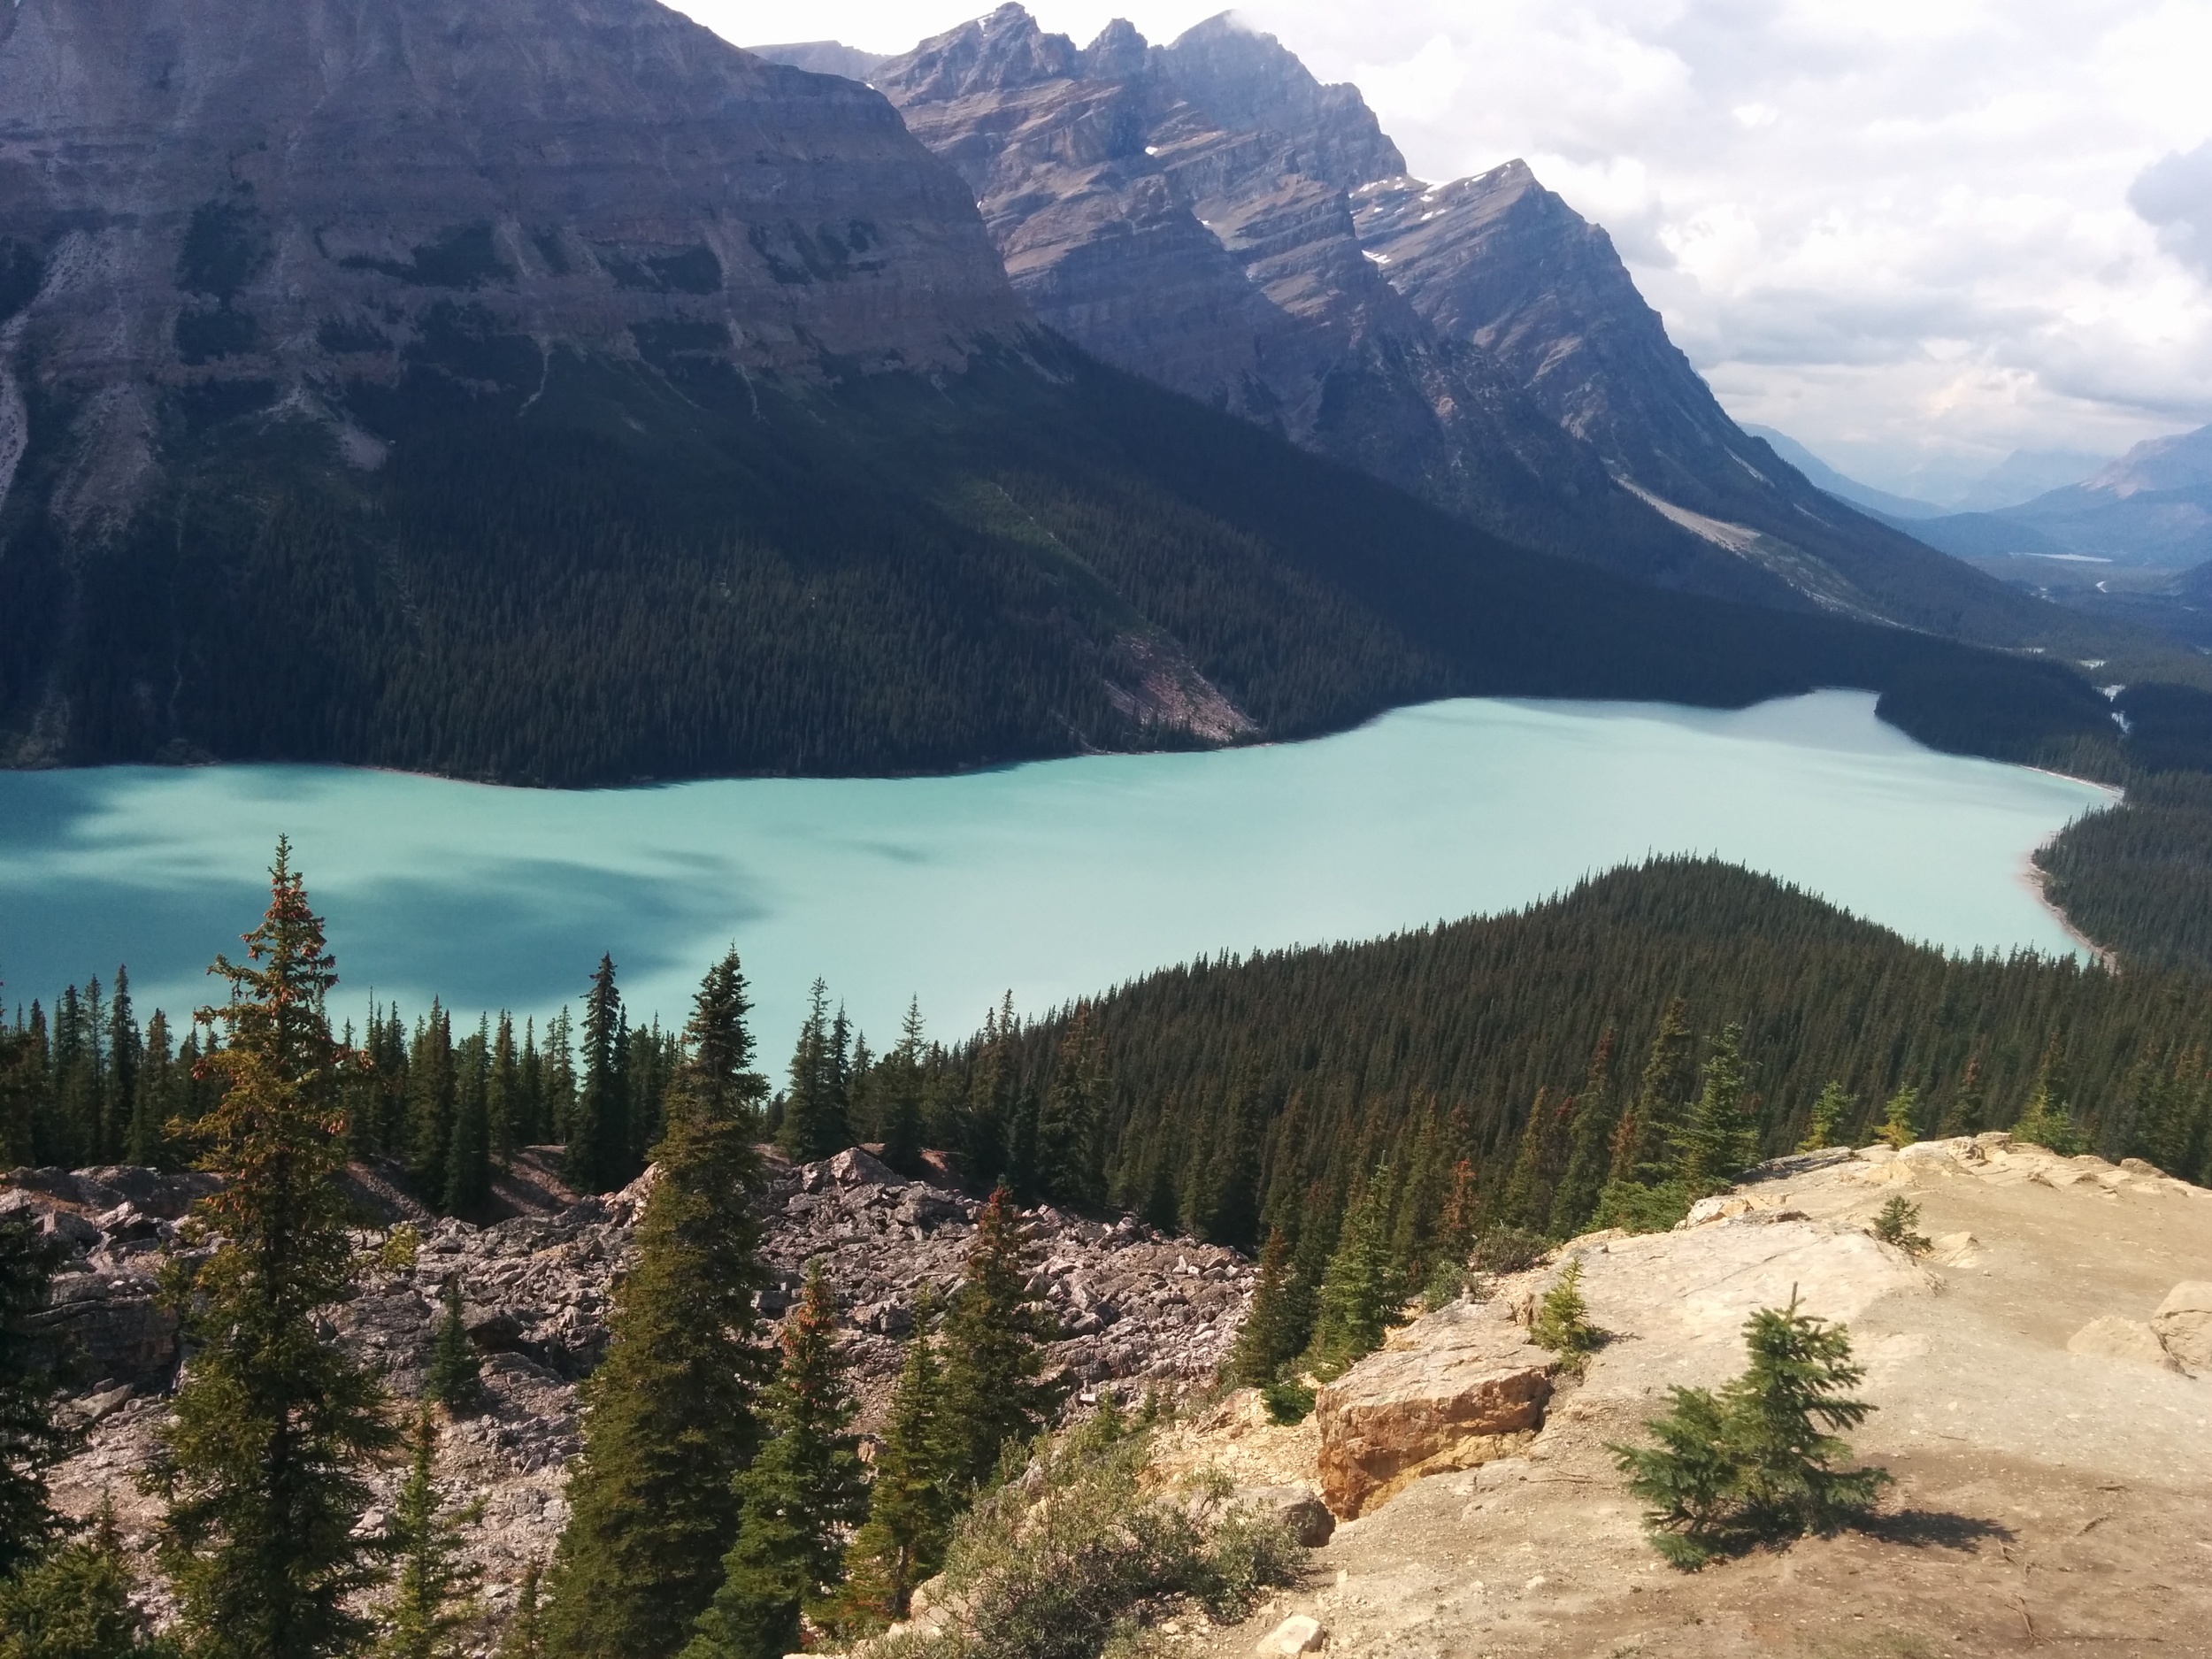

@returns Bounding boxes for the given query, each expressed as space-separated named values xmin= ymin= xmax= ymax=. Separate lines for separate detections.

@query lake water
xmin=0 ymin=692 xmax=2113 ymax=1056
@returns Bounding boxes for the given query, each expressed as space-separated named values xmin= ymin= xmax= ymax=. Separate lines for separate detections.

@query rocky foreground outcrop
xmin=10 ymin=1146 xmax=1252 ymax=1624
xmin=1163 ymin=1133 xmax=2212 ymax=1659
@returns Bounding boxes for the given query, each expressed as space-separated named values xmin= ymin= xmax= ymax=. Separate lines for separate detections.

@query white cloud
xmin=683 ymin=0 xmax=2212 ymax=496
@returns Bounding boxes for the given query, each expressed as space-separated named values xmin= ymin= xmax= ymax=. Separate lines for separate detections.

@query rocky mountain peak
xmin=886 ymin=4 xmax=1081 ymax=101
xmin=1156 ymin=13 xmax=1406 ymax=193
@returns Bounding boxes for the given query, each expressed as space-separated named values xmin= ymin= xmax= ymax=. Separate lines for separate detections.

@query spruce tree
xmin=541 ymin=1008 xmax=577 ymax=1147
xmin=545 ymin=950 xmax=771 ymax=1659
xmin=0 ymin=1501 xmax=165 ymax=1657
xmin=1876 ymin=1085 xmax=1921 ymax=1150
xmin=1610 ymin=1290 xmax=1887 ymax=1568
xmin=0 ymin=1212 xmax=66 ymax=1578
xmin=1547 ymin=1030 xmax=1618 ymax=1238
xmin=2012 ymin=1038 xmax=2086 ymax=1155
xmin=685 ymin=1263 xmax=868 ymax=1659
xmin=1529 ymin=1258 xmax=1601 ymax=1372
xmin=443 ymin=1023 xmax=492 ymax=1217
xmin=405 ymin=1004 xmax=456 ymax=1206
xmin=1036 ymin=1005 xmax=1106 ymax=1210
xmin=565 ymin=957 xmax=626 ymax=1195
xmin=1938 ymin=1054 xmax=1986 ymax=1137
xmin=777 ymin=982 xmax=850 ymax=1164
xmin=939 ymin=1189 xmax=1064 ymax=1490
xmin=425 ymin=1278 xmax=481 ymax=1413
xmin=1302 ymin=1164 xmax=1399 ymax=1379
xmin=128 ymin=1009 xmax=177 ymax=1168
xmin=834 ymin=1297 xmax=955 ymax=1629
xmin=497 ymin=1563 xmax=545 ymax=1659
xmin=1671 ymin=1025 xmax=1757 ymax=1192
xmin=875 ymin=1002 xmax=927 ymax=1177
xmin=1603 ymin=998 xmax=1696 ymax=1189
xmin=378 ymin=1406 xmax=484 ymax=1659
xmin=1225 ymin=1226 xmax=1299 ymax=1388
xmin=488 ymin=1014 xmax=521 ymax=1171
xmin=103 ymin=964 xmax=138 ymax=1165
xmin=149 ymin=841 xmax=397 ymax=1659
xmin=1797 ymin=1081 xmax=1850 ymax=1151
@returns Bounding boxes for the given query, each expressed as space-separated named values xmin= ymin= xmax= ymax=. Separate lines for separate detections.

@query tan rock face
xmin=2151 ymin=1281 xmax=2212 ymax=1373
xmin=2066 ymin=1315 xmax=2183 ymax=1372
xmin=1312 ymin=1301 xmax=1553 ymax=1518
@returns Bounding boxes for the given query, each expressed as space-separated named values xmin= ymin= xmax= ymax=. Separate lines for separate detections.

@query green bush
xmin=880 ymin=1405 xmax=1302 ymax=1659
xmin=1528 ymin=1260 xmax=1602 ymax=1374
xmin=1418 ymin=1259 xmax=1467 ymax=1311
xmin=1258 ymin=1380 xmax=1314 ymax=1426
xmin=1588 ymin=1179 xmax=1695 ymax=1235
xmin=1468 ymin=1226 xmax=1549 ymax=1276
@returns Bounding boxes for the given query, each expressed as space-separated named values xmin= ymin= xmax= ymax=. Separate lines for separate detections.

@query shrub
xmin=1870 ymin=1196 xmax=1930 ymax=1256
xmin=879 ymin=1404 xmax=1302 ymax=1659
xmin=1418 ymin=1259 xmax=1467 ymax=1311
xmin=1259 ymin=1380 xmax=1314 ymax=1426
xmin=1588 ymin=1179 xmax=1694 ymax=1235
xmin=1468 ymin=1225 xmax=1549 ymax=1277
xmin=1609 ymin=1290 xmax=1889 ymax=1569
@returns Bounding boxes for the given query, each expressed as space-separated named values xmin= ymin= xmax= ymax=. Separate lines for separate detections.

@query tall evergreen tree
xmin=541 ymin=1008 xmax=578 ymax=1148
xmin=103 ymin=965 xmax=138 ymax=1165
xmin=425 ymin=1279 xmax=481 ymax=1414
xmin=0 ymin=1500 xmax=165 ymax=1657
xmin=149 ymin=841 xmax=397 ymax=1659
xmin=1225 ymin=1227 xmax=1299 ymax=1388
xmin=939 ymin=1189 xmax=1064 ymax=1490
xmin=1798 ymin=1081 xmax=1851 ymax=1151
xmin=545 ymin=950 xmax=770 ymax=1659
xmin=1876 ymin=1085 xmax=1921 ymax=1150
xmin=1938 ymin=1054 xmax=1986 ymax=1137
xmin=0 ymin=1213 xmax=66 ymax=1579
xmin=127 ymin=1009 xmax=177 ymax=1168
xmin=1606 ymin=998 xmax=1696 ymax=1187
xmin=377 ymin=1406 xmax=484 ymax=1659
xmin=1036 ymin=1005 xmax=1106 ymax=1210
xmin=442 ymin=1022 xmax=492 ymax=1217
xmin=488 ymin=1014 xmax=521 ymax=1170
xmin=874 ymin=1002 xmax=927 ymax=1176
xmin=835 ymin=1296 xmax=956 ymax=1629
xmin=777 ymin=983 xmax=850 ymax=1164
xmin=1671 ymin=1025 xmax=1758 ymax=1192
xmin=1547 ymin=1030 xmax=1618 ymax=1239
xmin=565 ymin=958 xmax=626 ymax=1196
xmin=405 ymin=1005 xmax=457 ymax=1206
xmin=685 ymin=1263 xmax=867 ymax=1659
xmin=1302 ymin=1163 xmax=1400 ymax=1379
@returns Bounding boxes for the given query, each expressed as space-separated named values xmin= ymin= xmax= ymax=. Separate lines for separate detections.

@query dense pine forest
xmin=10 ymin=857 xmax=2210 ymax=1254
xmin=0 ymin=329 xmax=2162 ymax=787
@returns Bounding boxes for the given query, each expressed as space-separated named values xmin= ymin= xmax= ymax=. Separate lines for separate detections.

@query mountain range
xmin=0 ymin=0 xmax=2170 ymax=786
xmin=761 ymin=7 xmax=2076 ymax=645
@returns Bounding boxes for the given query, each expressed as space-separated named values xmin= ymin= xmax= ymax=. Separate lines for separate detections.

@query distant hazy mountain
xmin=1985 ymin=424 xmax=2212 ymax=567
xmin=767 ymin=6 xmax=2067 ymax=649
xmin=1955 ymin=448 xmax=2111 ymax=513
xmin=1738 ymin=426 xmax=1945 ymax=519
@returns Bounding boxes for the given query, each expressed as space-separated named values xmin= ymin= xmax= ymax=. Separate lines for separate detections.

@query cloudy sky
xmin=684 ymin=0 xmax=2212 ymax=502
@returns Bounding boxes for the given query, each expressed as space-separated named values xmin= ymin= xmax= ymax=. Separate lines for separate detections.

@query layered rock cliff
xmin=774 ymin=6 xmax=2066 ymax=641
xmin=839 ymin=6 xmax=1762 ymax=603
xmin=0 ymin=0 xmax=1027 ymax=534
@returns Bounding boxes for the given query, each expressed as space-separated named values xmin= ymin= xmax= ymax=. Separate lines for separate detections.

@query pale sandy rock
xmin=2065 ymin=1316 xmax=2180 ymax=1371
xmin=2151 ymin=1282 xmax=2212 ymax=1373
xmin=1313 ymin=1301 xmax=1553 ymax=1518
xmin=1255 ymin=1613 xmax=1325 ymax=1655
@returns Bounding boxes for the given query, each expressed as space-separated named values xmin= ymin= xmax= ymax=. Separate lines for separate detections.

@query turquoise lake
xmin=0 ymin=692 xmax=2114 ymax=1053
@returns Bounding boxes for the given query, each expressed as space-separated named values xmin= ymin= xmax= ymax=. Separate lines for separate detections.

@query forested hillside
xmin=968 ymin=857 xmax=2212 ymax=1251
xmin=14 ymin=856 xmax=2208 ymax=1266
xmin=0 ymin=334 xmax=2133 ymax=786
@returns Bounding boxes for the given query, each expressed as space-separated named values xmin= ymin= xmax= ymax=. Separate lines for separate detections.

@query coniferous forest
xmin=0 ymin=333 xmax=2162 ymax=788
